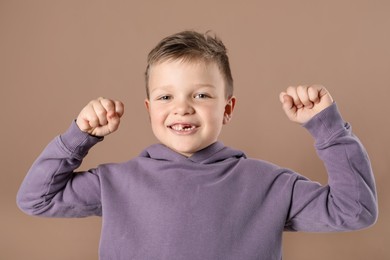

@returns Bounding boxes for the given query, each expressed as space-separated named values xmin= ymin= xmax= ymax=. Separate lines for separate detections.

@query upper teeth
xmin=171 ymin=124 xmax=195 ymax=131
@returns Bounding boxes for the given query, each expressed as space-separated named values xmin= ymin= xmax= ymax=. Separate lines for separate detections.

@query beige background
xmin=1 ymin=0 xmax=389 ymax=259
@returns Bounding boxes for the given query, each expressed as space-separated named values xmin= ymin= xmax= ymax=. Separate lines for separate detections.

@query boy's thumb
xmin=106 ymin=112 xmax=121 ymax=132
xmin=279 ymin=93 xmax=296 ymax=118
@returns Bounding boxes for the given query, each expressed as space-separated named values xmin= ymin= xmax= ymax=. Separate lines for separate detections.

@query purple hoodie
xmin=17 ymin=103 xmax=377 ymax=260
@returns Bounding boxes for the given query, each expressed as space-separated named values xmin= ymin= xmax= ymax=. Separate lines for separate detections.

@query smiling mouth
xmin=168 ymin=123 xmax=197 ymax=132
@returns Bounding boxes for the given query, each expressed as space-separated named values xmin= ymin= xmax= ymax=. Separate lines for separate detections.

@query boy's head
xmin=145 ymin=30 xmax=233 ymax=99
xmin=144 ymin=30 xmax=236 ymax=157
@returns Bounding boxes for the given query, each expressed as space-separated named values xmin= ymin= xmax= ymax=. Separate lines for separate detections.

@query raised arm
xmin=17 ymin=98 xmax=124 ymax=217
xmin=279 ymin=85 xmax=378 ymax=232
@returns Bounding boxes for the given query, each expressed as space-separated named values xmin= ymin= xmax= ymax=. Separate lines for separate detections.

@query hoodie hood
xmin=140 ymin=142 xmax=246 ymax=164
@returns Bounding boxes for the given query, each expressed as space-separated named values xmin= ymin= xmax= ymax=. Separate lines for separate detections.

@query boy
xmin=17 ymin=31 xmax=378 ymax=259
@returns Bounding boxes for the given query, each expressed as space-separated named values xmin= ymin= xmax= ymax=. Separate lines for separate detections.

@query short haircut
xmin=145 ymin=30 xmax=234 ymax=99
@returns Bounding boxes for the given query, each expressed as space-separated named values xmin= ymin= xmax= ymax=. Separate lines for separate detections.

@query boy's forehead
xmin=149 ymin=58 xmax=223 ymax=79
xmin=149 ymin=60 xmax=223 ymax=85
xmin=147 ymin=58 xmax=229 ymax=98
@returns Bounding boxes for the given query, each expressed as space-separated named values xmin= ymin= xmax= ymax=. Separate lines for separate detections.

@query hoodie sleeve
xmin=16 ymin=121 xmax=103 ymax=217
xmin=284 ymin=103 xmax=378 ymax=232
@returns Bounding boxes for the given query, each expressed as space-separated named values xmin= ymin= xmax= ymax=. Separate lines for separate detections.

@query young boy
xmin=17 ymin=31 xmax=378 ymax=259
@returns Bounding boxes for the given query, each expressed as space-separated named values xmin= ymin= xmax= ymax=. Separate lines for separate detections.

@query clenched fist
xmin=279 ymin=85 xmax=334 ymax=124
xmin=76 ymin=97 xmax=124 ymax=137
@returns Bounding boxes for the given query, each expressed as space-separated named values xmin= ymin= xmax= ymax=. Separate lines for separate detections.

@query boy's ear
xmin=144 ymin=99 xmax=151 ymax=116
xmin=223 ymin=96 xmax=236 ymax=125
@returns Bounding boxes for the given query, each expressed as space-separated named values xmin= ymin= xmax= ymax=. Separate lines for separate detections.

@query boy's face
xmin=145 ymin=59 xmax=235 ymax=157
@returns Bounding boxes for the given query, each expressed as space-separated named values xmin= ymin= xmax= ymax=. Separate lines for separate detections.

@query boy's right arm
xmin=16 ymin=98 xmax=124 ymax=217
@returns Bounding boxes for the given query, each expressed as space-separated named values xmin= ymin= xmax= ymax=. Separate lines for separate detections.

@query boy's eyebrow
xmin=193 ymin=83 xmax=216 ymax=88
xmin=150 ymin=83 xmax=216 ymax=93
xmin=149 ymin=85 xmax=172 ymax=93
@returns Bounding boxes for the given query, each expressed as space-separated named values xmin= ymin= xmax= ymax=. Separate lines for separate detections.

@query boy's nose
xmin=173 ymin=100 xmax=195 ymax=115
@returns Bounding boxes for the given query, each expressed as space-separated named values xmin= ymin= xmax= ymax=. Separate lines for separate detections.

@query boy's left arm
xmin=280 ymin=85 xmax=378 ymax=232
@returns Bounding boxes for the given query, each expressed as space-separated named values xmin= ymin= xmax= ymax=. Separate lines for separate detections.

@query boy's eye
xmin=194 ymin=93 xmax=209 ymax=99
xmin=158 ymin=95 xmax=171 ymax=101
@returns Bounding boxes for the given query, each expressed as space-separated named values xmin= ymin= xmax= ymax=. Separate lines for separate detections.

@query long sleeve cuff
xmin=303 ymin=103 xmax=348 ymax=146
xmin=58 ymin=120 xmax=104 ymax=158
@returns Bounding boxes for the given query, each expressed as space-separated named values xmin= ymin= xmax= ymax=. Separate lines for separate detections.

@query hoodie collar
xmin=140 ymin=142 xmax=246 ymax=164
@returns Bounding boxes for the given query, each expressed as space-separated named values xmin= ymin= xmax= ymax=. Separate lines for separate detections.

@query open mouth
xmin=168 ymin=123 xmax=197 ymax=132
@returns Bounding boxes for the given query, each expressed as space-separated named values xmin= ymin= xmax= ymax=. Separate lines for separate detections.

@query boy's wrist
xmin=59 ymin=120 xmax=104 ymax=158
xmin=303 ymin=102 xmax=347 ymax=145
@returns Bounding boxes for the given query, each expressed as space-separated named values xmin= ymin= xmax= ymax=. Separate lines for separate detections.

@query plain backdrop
xmin=1 ymin=1 xmax=389 ymax=259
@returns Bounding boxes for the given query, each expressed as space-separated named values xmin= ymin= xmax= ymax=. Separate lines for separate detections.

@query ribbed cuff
xmin=59 ymin=120 xmax=103 ymax=158
xmin=303 ymin=103 xmax=347 ymax=145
